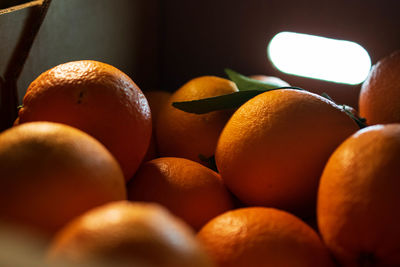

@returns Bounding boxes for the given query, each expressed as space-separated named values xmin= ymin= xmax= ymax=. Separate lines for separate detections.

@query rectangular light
xmin=267 ymin=32 xmax=371 ymax=85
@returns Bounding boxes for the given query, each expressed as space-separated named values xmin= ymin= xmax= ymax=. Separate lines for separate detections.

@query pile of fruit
xmin=0 ymin=50 xmax=399 ymax=267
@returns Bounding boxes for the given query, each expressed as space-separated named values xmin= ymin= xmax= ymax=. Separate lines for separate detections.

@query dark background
xmin=1 ymin=0 xmax=399 ymax=110
xmin=158 ymin=0 xmax=400 ymax=108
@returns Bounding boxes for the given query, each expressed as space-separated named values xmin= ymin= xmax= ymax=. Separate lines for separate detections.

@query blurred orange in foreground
xmin=318 ymin=124 xmax=400 ymax=266
xmin=0 ymin=122 xmax=126 ymax=235
xmin=359 ymin=50 xmax=400 ymax=125
xmin=0 ymin=222 xmax=49 ymax=267
xmin=197 ymin=207 xmax=334 ymax=267
xmin=156 ymin=76 xmax=238 ymax=165
xmin=48 ymin=201 xmax=214 ymax=267
xmin=216 ymin=89 xmax=359 ymax=215
xmin=17 ymin=60 xmax=152 ymax=181
xmin=128 ymin=157 xmax=233 ymax=230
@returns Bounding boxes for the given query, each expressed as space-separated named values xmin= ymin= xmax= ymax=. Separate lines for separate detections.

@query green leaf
xmin=225 ymin=68 xmax=295 ymax=91
xmin=172 ymin=90 xmax=263 ymax=114
xmin=341 ymin=105 xmax=368 ymax=129
xmin=321 ymin=92 xmax=334 ymax=101
xmin=322 ymin=93 xmax=367 ymax=129
xmin=172 ymin=86 xmax=305 ymax=114
xmin=173 ymin=88 xmax=276 ymax=114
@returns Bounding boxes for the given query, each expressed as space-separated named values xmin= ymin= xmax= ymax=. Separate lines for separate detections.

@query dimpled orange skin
xmin=127 ymin=157 xmax=234 ymax=230
xmin=359 ymin=50 xmax=400 ymax=125
xmin=0 ymin=122 xmax=126 ymax=235
xmin=17 ymin=60 xmax=152 ymax=181
xmin=197 ymin=207 xmax=334 ymax=267
xmin=48 ymin=201 xmax=214 ymax=267
xmin=156 ymin=76 xmax=238 ymax=164
xmin=317 ymin=124 xmax=400 ymax=266
xmin=215 ymin=89 xmax=359 ymax=214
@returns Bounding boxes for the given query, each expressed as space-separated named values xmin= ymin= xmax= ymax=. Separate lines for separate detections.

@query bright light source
xmin=267 ymin=32 xmax=371 ymax=85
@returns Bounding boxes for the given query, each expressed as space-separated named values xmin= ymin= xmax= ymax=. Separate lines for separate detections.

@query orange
xmin=17 ymin=60 xmax=152 ymax=181
xmin=359 ymin=50 xmax=400 ymax=125
xmin=197 ymin=207 xmax=334 ymax=267
xmin=47 ymin=201 xmax=214 ymax=267
xmin=156 ymin=76 xmax=238 ymax=165
xmin=142 ymin=90 xmax=172 ymax=161
xmin=127 ymin=157 xmax=234 ymax=230
xmin=249 ymin=74 xmax=290 ymax=87
xmin=215 ymin=89 xmax=359 ymax=215
xmin=144 ymin=90 xmax=172 ymax=128
xmin=317 ymin=124 xmax=400 ymax=266
xmin=0 ymin=122 xmax=126 ymax=235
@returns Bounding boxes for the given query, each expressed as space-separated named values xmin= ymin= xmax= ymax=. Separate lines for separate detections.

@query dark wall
xmin=159 ymin=0 xmax=400 ymax=108
xmin=1 ymin=0 xmax=160 ymax=103
xmin=1 ymin=0 xmax=399 ymax=109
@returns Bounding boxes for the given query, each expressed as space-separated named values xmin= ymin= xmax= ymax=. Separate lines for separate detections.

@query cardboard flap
xmin=0 ymin=1 xmax=43 ymax=15
xmin=0 ymin=1 xmax=43 ymax=78
xmin=1 ymin=0 xmax=159 ymax=129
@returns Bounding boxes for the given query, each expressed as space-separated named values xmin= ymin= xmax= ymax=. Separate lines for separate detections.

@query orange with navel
xmin=17 ymin=60 xmax=152 ymax=181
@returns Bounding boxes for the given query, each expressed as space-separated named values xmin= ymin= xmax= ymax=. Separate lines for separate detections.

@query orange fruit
xmin=142 ymin=90 xmax=172 ymax=161
xmin=144 ymin=90 xmax=172 ymax=128
xmin=47 ymin=201 xmax=214 ymax=267
xmin=215 ymin=89 xmax=359 ymax=215
xmin=156 ymin=76 xmax=238 ymax=165
xmin=197 ymin=207 xmax=334 ymax=267
xmin=127 ymin=157 xmax=234 ymax=230
xmin=17 ymin=60 xmax=152 ymax=181
xmin=0 ymin=122 xmax=126 ymax=235
xmin=317 ymin=124 xmax=400 ymax=266
xmin=359 ymin=50 xmax=400 ymax=125
xmin=249 ymin=75 xmax=290 ymax=87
